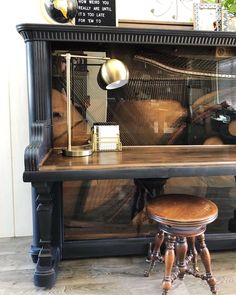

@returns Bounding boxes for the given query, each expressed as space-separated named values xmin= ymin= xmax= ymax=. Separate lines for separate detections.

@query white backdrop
xmin=117 ymin=0 xmax=200 ymax=22
xmin=0 ymin=0 xmax=45 ymax=237
xmin=0 ymin=0 xmax=199 ymax=237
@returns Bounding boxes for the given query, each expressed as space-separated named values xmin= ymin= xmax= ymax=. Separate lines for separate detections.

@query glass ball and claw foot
xmin=144 ymin=231 xmax=165 ymax=277
xmin=145 ymin=235 xmax=217 ymax=295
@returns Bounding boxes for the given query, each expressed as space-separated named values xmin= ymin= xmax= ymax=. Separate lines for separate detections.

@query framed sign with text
xmin=75 ymin=0 xmax=116 ymax=26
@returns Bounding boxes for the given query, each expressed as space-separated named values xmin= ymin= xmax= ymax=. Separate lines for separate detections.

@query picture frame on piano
xmin=193 ymin=3 xmax=222 ymax=31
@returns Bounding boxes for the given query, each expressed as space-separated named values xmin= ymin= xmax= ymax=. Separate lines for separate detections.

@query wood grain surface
xmin=40 ymin=145 xmax=236 ymax=171
xmin=146 ymin=194 xmax=218 ymax=226
xmin=1 ymin=237 xmax=236 ymax=295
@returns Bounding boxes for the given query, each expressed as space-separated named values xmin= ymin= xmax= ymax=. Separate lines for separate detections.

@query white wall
xmin=1 ymin=0 xmax=199 ymax=237
xmin=117 ymin=0 xmax=200 ymax=22
xmin=0 ymin=0 xmax=45 ymax=237
xmin=0 ymin=32 xmax=14 ymax=237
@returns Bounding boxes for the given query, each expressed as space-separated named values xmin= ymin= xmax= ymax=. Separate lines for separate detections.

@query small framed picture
xmin=193 ymin=3 xmax=222 ymax=31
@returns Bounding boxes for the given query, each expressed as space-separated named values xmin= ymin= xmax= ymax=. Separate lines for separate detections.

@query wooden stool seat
xmin=145 ymin=194 xmax=218 ymax=295
xmin=147 ymin=194 xmax=218 ymax=229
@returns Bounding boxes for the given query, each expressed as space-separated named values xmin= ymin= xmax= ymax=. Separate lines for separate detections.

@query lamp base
xmin=62 ymin=145 xmax=93 ymax=157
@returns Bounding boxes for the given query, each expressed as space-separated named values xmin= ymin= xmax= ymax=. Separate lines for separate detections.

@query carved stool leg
xmin=144 ymin=230 xmax=164 ymax=277
xmin=197 ymin=234 xmax=217 ymax=295
xmin=188 ymin=237 xmax=199 ymax=272
xmin=175 ymin=237 xmax=188 ymax=279
xmin=162 ymin=235 xmax=176 ymax=295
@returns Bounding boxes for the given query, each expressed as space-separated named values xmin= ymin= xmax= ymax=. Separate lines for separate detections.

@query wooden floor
xmin=1 ymin=237 xmax=236 ymax=295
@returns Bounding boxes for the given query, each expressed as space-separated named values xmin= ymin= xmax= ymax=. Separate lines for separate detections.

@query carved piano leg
xmin=30 ymin=186 xmax=41 ymax=264
xmin=33 ymin=182 xmax=60 ymax=288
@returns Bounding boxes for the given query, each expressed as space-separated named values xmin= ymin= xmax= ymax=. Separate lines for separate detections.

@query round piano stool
xmin=144 ymin=194 xmax=218 ymax=295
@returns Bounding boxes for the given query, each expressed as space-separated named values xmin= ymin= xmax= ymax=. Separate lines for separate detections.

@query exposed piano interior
xmin=51 ymin=45 xmax=236 ymax=242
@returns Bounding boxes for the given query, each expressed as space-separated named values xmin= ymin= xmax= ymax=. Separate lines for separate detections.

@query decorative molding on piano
xmin=25 ymin=41 xmax=51 ymax=124
xmin=24 ymin=121 xmax=50 ymax=171
xmin=17 ymin=23 xmax=236 ymax=47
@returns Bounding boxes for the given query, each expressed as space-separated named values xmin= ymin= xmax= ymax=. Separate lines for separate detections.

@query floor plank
xmin=0 ymin=237 xmax=236 ymax=295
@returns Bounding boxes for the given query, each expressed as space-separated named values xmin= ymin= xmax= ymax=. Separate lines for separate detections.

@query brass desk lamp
xmin=60 ymin=53 xmax=129 ymax=157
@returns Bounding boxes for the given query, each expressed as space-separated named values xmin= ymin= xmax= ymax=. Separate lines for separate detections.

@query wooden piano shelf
xmin=27 ymin=145 xmax=236 ymax=181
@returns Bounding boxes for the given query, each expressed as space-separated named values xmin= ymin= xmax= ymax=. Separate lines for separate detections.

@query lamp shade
xmin=100 ymin=59 xmax=129 ymax=90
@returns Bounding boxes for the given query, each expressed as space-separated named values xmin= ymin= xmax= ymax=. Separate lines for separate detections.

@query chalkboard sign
xmin=75 ymin=0 xmax=116 ymax=26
